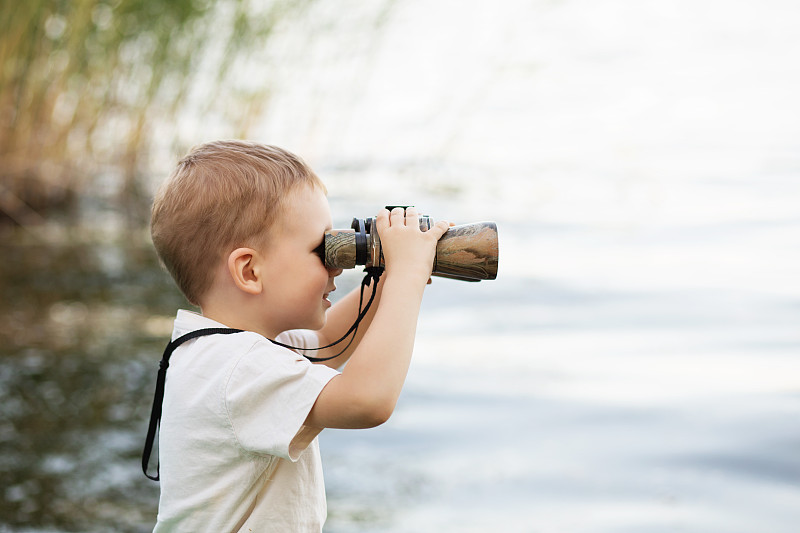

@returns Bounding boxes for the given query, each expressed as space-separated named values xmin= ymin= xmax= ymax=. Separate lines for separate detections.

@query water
xmin=3 ymin=0 xmax=800 ymax=531
xmin=319 ymin=201 xmax=800 ymax=532
xmin=309 ymin=0 xmax=800 ymax=530
xmin=0 ymin=226 xmax=179 ymax=531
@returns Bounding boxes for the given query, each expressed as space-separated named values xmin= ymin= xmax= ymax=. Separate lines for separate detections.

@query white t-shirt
xmin=153 ymin=310 xmax=339 ymax=532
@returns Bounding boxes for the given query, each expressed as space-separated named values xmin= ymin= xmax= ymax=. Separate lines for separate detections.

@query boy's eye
xmin=313 ymin=239 xmax=325 ymax=263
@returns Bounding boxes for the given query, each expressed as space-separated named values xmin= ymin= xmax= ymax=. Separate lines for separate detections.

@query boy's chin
xmin=309 ymin=314 xmax=327 ymax=332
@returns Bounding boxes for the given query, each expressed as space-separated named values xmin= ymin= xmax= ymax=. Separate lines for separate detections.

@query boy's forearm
xmin=338 ymin=272 xmax=425 ymax=407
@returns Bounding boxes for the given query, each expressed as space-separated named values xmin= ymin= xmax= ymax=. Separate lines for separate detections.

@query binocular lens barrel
xmin=324 ymin=216 xmax=498 ymax=282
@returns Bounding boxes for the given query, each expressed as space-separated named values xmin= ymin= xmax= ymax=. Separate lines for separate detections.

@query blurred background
xmin=1 ymin=0 xmax=799 ymax=531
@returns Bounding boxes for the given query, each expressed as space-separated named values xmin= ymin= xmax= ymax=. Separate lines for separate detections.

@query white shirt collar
xmin=172 ymin=309 xmax=230 ymax=340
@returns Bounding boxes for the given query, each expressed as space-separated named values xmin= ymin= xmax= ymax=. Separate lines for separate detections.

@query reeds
xmin=0 ymin=0 xmax=303 ymax=226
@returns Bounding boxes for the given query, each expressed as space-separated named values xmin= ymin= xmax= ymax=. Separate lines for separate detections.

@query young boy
xmin=147 ymin=140 xmax=448 ymax=531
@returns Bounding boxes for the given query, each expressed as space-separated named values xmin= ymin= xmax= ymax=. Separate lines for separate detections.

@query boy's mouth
xmin=323 ymin=281 xmax=336 ymax=305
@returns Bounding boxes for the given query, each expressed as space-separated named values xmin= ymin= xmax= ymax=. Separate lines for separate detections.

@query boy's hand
xmin=376 ymin=207 xmax=449 ymax=285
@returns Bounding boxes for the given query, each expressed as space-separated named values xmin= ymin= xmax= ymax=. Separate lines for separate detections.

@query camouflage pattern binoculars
xmin=323 ymin=208 xmax=498 ymax=282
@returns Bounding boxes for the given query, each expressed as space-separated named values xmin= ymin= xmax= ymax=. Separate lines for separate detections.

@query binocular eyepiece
xmin=324 ymin=209 xmax=499 ymax=282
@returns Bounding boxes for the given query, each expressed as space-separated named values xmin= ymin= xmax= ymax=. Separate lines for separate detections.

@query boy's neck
xmin=198 ymin=272 xmax=281 ymax=339
xmin=199 ymin=302 xmax=279 ymax=340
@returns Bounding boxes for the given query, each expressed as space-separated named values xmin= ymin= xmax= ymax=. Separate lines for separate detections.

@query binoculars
xmin=324 ymin=209 xmax=499 ymax=282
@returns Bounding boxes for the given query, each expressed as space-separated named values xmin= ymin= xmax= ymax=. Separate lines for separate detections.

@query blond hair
xmin=151 ymin=140 xmax=325 ymax=305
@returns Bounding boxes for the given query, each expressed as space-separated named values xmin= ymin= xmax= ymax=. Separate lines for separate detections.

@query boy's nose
xmin=327 ymin=266 xmax=343 ymax=278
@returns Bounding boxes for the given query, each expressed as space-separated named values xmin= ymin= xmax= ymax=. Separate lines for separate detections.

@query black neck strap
xmin=142 ymin=267 xmax=383 ymax=481
xmin=142 ymin=327 xmax=243 ymax=481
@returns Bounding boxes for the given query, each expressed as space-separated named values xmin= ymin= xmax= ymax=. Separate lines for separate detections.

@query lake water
xmin=312 ymin=2 xmax=800 ymax=528
xmin=2 ymin=0 xmax=800 ymax=531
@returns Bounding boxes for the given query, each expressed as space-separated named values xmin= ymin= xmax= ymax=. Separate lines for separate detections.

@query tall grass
xmin=0 ymin=0 xmax=309 ymax=226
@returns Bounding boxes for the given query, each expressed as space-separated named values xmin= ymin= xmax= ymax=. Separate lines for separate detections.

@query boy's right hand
xmin=376 ymin=206 xmax=449 ymax=286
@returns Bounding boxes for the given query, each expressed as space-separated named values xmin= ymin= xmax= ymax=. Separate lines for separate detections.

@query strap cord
xmin=142 ymin=327 xmax=243 ymax=481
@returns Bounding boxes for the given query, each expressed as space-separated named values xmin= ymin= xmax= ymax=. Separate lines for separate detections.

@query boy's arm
xmin=304 ymin=207 xmax=449 ymax=429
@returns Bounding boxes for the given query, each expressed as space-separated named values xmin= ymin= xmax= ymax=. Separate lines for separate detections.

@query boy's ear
xmin=227 ymin=248 xmax=263 ymax=295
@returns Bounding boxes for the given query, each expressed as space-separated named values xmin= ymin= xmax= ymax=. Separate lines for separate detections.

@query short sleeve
xmin=275 ymin=329 xmax=319 ymax=354
xmin=225 ymin=337 xmax=338 ymax=461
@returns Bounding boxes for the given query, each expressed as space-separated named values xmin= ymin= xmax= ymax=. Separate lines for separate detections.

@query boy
xmin=147 ymin=140 xmax=448 ymax=531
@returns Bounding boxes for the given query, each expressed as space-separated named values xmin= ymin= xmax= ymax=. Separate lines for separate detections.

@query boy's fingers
xmin=375 ymin=208 xmax=390 ymax=230
xmin=405 ymin=207 xmax=421 ymax=229
xmin=429 ymin=220 xmax=450 ymax=239
xmin=390 ymin=207 xmax=405 ymax=226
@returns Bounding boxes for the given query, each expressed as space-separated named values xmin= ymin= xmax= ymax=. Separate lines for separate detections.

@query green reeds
xmin=0 ymin=0 xmax=302 ymax=226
